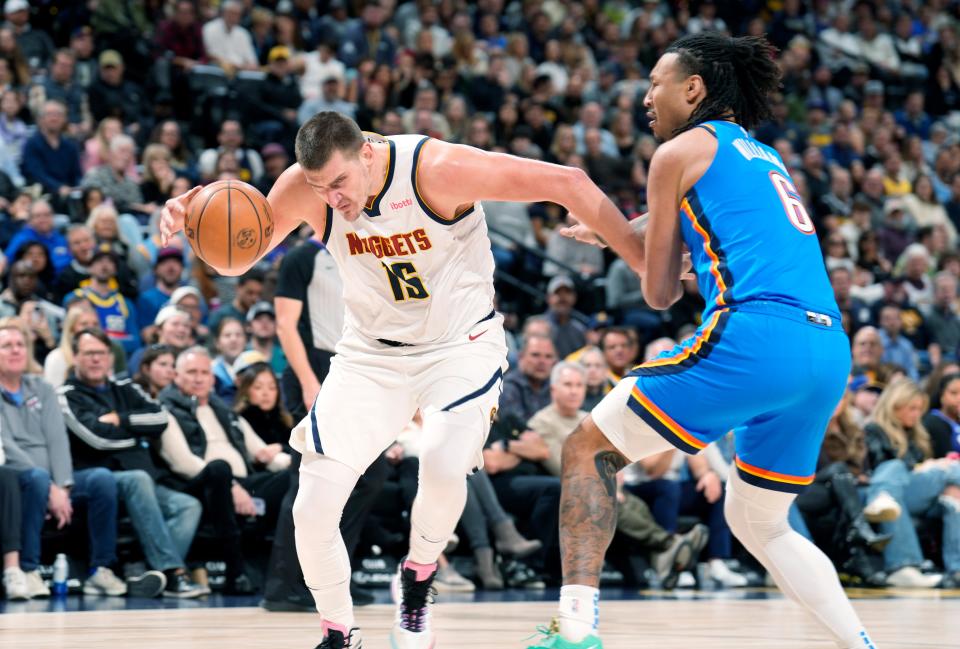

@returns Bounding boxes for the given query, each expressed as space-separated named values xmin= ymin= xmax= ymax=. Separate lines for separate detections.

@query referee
xmin=261 ymin=237 xmax=388 ymax=611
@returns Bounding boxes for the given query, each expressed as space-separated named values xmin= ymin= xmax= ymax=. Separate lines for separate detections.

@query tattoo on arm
xmin=595 ymin=450 xmax=627 ymax=498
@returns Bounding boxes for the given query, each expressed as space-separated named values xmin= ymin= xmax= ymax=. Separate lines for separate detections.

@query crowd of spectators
xmin=2 ymin=0 xmax=960 ymax=602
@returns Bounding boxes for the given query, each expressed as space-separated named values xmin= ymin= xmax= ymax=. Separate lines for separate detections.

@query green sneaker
xmin=526 ymin=619 xmax=604 ymax=649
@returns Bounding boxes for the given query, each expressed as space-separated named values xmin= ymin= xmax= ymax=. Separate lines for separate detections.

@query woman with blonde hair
xmin=865 ymin=377 xmax=960 ymax=587
xmin=140 ymin=143 xmax=177 ymax=205
xmin=42 ymin=300 xmax=126 ymax=387
xmin=0 ymin=316 xmax=42 ymax=375
xmin=86 ymin=203 xmax=135 ymax=262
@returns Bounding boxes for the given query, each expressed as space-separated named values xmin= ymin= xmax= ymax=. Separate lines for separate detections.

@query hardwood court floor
xmin=0 ymin=597 xmax=956 ymax=649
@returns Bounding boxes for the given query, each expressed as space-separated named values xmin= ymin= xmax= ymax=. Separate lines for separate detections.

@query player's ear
xmin=686 ymin=74 xmax=705 ymax=104
xmin=358 ymin=141 xmax=374 ymax=164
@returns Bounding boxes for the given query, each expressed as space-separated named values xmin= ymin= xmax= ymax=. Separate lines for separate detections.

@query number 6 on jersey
xmin=769 ymin=171 xmax=815 ymax=235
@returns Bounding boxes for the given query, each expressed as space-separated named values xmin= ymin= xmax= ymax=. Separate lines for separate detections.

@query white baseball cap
xmin=4 ymin=0 xmax=29 ymax=14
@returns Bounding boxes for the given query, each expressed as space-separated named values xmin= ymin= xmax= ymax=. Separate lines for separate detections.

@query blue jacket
xmin=21 ymin=132 xmax=82 ymax=194
xmin=4 ymin=226 xmax=71 ymax=273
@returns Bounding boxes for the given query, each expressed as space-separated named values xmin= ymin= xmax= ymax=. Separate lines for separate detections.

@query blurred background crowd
xmin=2 ymin=0 xmax=960 ymax=605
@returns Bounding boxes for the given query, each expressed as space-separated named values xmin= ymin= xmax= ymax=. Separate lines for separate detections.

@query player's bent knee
xmin=420 ymin=408 xmax=486 ymax=480
xmin=724 ymin=474 xmax=793 ymax=544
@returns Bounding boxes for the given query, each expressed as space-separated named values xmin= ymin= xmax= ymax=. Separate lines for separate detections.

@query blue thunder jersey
xmin=680 ymin=120 xmax=839 ymax=321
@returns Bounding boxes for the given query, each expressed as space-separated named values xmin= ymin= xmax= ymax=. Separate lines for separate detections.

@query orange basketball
xmin=184 ymin=180 xmax=274 ymax=272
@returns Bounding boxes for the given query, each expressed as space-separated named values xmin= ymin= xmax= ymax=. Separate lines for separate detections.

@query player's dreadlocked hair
xmin=665 ymin=33 xmax=781 ymax=136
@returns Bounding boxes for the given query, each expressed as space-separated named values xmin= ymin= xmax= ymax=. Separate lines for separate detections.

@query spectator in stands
xmin=8 ymin=239 xmax=55 ymax=301
xmin=298 ymin=76 xmax=356 ymax=125
xmin=168 ymin=285 xmax=207 ymax=341
xmin=927 ymin=272 xmax=960 ymax=362
xmin=878 ymin=304 xmax=919 ymax=381
xmin=851 ymin=326 xmax=884 ymax=381
xmin=528 ymin=361 xmax=589 ymax=477
xmin=256 ymin=143 xmax=288 ymax=196
xmin=197 ymin=120 xmax=264 ymax=185
xmin=0 ymin=451 xmax=33 ymax=599
xmin=247 ymin=46 xmax=302 ymax=145
xmin=299 ymin=39 xmax=345 ymax=101
xmin=20 ymin=101 xmax=81 ymax=208
xmin=3 ymin=0 xmax=53 ymax=69
xmin=66 ymin=246 xmax=139 ymax=356
xmin=140 ymin=144 xmax=178 ymax=207
xmin=86 ymin=50 xmax=149 ymax=134
xmin=212 ymin=317 xmax=247 ymax=404
xmin=540 ymin=276 xmax=587 ymax=360
xmin=572 ymin=102 xmax=616 ymax=158
xmin=52 ymin=224 xmax=134 ymax=306
xmin=895 ymin=91 xmax=933 ymax=140
xmin=338 ymin=0 xmax=396 ymax=68
xmin=0 ymin=259 xmax=59 ymax=351
xmin=579 ymin=346 xmax=608 ymax=410
xmin=133 ymin=344 xmax=176 ymax=399
xmin=600 ymin=327 xmax=640 ymax=385
xmin=81 ymin=117 xmax=122 ymax=174
xmin=82 ymin=134 xmax=156 ymax=219
xmin=33 ymin=49 xmax=87 ymax=135
xmin=0 ymin=88 xmax=27 ymax=187
xmin=154 ymin=0 xmax=205 ymax=118
xmin=4 ymin=199 xmax=69 ymax=274
xmin=500 ymin=334 xmax=556 ymax=423
xmin=234 ymin=359 xmax=293 ymax=452
xmin=865 ymin=378 xmax=960 ymax=588
xmin=128 ymin=304 xmax=193 ymax=377
xmin=905 ymin=175 xmax=956 ymax=248
xmin=43 ymin=299 xmax=119 ymax=389
xmin=208 ymin=269 xmax=263 ymax=331
xmin=246 ymin=301 xmax=285 ymax=376
xmin=0 ymin=321 xmax=138 ymax=597
xmin=149 ymin=120 xmax=196 ymax=179
xmin=67 ymin=24 xmax=95 ymax=88
xmin=158 ymin=346 xmax=291 ymax=594
xmin=202 ymin=0 xmax=258 ymax=73
xmin=831 ymin=266 xmax=871 ymax=336
xmin=821 ymin=166 xmax=855 ymax=222
xmin=59 ymin=328 xmax=205 ymax=598
xmin=924 ymin=372 xmax=960 ymax=459
xmin=137 ymin=248 xmax=185 ymax=331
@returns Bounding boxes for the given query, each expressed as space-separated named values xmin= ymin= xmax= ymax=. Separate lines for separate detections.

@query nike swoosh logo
xmin=468 ymin=330 xmax=488 ymax=341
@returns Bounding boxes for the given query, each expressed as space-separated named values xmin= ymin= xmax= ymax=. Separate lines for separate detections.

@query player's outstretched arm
xmin=419 ymin=140 xmax=646 ymax=275
xmin=159 ymin=164 xmax=325 ymax=276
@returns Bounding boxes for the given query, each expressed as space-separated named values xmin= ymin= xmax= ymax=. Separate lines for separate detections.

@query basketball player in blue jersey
xmin=530 ymin=33 xmax=878 ymax=649
xmin=160 ymin=110 xmax=667 ymax=648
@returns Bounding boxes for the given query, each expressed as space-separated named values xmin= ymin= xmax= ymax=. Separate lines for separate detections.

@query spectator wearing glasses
xmin=0 ymin=320 xmax=144 ymax=598
xmin=59 ymin=328 xmax=205 ymax=598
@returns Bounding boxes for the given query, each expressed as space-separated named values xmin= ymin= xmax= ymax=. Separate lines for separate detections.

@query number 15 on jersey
xmin=382 ymin=261 xmax=430 ymax=301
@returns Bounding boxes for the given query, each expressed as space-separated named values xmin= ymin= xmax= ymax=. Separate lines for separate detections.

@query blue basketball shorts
xmin=596 ymin=301 xmax=850 ymax=494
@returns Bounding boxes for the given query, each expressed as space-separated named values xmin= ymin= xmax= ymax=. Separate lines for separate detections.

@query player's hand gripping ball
xmin=184 ymin=180 xmax=274 ymax=272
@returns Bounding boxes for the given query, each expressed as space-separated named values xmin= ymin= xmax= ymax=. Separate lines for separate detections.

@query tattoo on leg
xmin=595 ymin=451 xmax=625 ymax=499
xmin=559 ymin=433 xmax=628 ymax=587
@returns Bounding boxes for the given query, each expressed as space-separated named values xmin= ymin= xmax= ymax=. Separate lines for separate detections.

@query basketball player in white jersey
xmin=160 ymin=112 xmax=649 ymax=649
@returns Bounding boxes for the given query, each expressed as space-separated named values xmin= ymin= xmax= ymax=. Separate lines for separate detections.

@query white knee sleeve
xmin=293 ymin=453 xmax=360 ymax=627
xmin=408 ymin=408 xmax=484 ymax=564
xmin=725 ymin=471 xmax=873 ymax=649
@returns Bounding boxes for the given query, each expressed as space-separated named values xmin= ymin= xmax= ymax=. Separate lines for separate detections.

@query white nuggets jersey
xmin=321 ymin=134 xmax=496 ymax=346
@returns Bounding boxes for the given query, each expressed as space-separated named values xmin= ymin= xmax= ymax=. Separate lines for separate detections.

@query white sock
xmin=558 ymin=585 xmax=600 ymax=642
